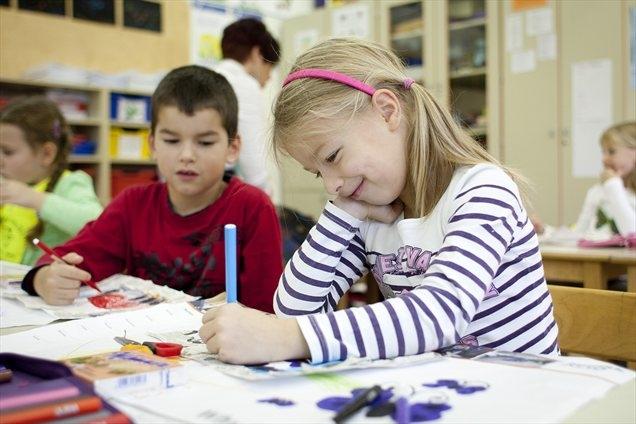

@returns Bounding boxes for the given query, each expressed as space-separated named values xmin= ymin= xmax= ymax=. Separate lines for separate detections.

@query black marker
xmin=333 ymin=385 xmax=382 ymax=423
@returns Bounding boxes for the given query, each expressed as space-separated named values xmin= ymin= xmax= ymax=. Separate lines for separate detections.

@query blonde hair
xmin=273 ymin=38 xmax=526 ymax=217
xmin=601 ymin=121 xmax=636 ymax=191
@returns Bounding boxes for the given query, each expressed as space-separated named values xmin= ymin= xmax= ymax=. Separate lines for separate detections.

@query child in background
xmin=0 ymin=97 xmax=103 ymax=265
xmin=22 ymin=66 xmax=284 ymax=310
xmin=573 ymin=122 xmax=635 ymax=238
xmin=199 ymin=38 xmax=558 ymax=365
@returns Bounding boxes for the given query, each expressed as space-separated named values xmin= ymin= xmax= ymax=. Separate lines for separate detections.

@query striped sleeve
xmin=296 ymin=179 xmax=526 ymax=364
xmin=274 ymin=201 xmax=369 ymax=316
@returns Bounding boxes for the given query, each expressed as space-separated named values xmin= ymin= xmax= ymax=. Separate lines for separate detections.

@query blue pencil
xmin=224 ymin=224 xmax=237 ymax=303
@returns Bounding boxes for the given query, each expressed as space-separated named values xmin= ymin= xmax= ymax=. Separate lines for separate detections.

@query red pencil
xmin=1 ymin=395 xmax=102 ymax=424
xmin=32 ymin=238 xmax=101 ymax=293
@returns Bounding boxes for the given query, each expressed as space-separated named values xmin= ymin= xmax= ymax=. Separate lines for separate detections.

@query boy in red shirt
xmin=22 ymin=66 xmax=283 ymax=313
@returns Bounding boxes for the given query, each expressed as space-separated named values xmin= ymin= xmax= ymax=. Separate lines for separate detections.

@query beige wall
xmin=0 ymin=0 xmax=190 ymax=78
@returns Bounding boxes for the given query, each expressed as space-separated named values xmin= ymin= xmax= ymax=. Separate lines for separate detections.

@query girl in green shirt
xmin=0 ymin=97 xmax=103 ymax=265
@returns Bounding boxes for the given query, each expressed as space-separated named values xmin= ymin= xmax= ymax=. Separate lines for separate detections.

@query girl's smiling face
xmin=286 ymin=94 xmax=409 ymax=207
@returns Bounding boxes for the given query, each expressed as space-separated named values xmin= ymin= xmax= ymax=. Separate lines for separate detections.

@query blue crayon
xmin=224 ymin=224 xmax=237 ymax=303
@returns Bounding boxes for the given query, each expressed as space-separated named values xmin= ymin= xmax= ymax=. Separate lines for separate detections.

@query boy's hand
xmin=0 ymin=178 xmax=46 ymax=210
xmin=199 ymin=303 xmax=310 ymax=364
xmin=33 ymin=252 xmax=91 ymax=305
xmin=333 ymin=196 xmax=403 ymax=224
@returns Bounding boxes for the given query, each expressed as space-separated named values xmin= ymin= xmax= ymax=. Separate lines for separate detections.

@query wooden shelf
xmin=449 ymin=17 xmax=486 ymax=31
xmin=450 ymin=67 xmax=487 ymax=79
xmin=391 ymin=29 xmax=423 ymax=42
xmin=110 ymin=158 xmax=155 ymax=165
xmin=69 ymin=155 xmax=100 ymax=164
xmin=67 ymin=117 xmax=102 ymax=126
xmin=110 ymin=120 xmax=149 ymax=129
xmin=0 ymin=77 xmax=102 ymax=93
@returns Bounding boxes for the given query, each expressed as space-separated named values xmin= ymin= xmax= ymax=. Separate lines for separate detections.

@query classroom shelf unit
xmin=0 ymin=78 xmax=157 ymax=205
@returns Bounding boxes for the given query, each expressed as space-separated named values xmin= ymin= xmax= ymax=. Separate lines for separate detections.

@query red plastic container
xmin=111 ymin=167 xmax=157 ymax=198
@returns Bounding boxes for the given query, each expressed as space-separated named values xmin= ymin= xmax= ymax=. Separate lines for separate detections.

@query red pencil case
xmin=577 ymin=232 xmax=636 ymax=249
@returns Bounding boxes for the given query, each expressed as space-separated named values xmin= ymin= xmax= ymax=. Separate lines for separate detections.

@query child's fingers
xmin=205 ymin=334 xmax=220 ymax=355
xmin=199 ymin=323 xmax=215 ymax=344
xmin=51 ymin=262 xmax=91 ymax=283
xmin=201 ymin=307 xmax=220 ymax=323
xmin=51 ymin=277 xmax=82 ymax=290
xmin=61 ymin=252 xmax=84 ymax=265
xmin=54 ymin=288 xmax=81 ymax=303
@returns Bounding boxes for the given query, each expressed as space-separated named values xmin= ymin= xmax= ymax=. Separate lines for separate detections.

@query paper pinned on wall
xmin=525 ymin=7 xmax=553 ymax=36
xmin=630 ymin=7 xmax=635 ymax=89
xmin=331 ymin=3 xmax=370 ymax=39
xmin=571 ymin=59 xmax=613 ymax=178
xmin=536 ymin=33 xmax=556 ymax=61
xmin=511 ymin=50 xmax=536 ymax=74
xmin=293 ymin=29 xmax=320 ymax=57
xmin=190 ymin=3 xmax=233 ymax=68
xmin=506 ymin=14 xmax=524 ymax=52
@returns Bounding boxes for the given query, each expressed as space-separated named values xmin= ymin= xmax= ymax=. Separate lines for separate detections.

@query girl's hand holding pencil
xmin=31 ymin=239 xmax=99 ymax=306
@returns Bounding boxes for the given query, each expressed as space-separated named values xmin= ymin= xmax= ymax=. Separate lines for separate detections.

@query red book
xmin=1 ymin=395 xmax=102 ymax=424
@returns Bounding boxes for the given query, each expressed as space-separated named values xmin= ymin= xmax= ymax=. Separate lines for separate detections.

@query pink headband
xmin=282 ymin=68 xmax=414 ymax=95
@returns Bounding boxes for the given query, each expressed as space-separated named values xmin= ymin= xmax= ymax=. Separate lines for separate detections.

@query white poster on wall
xmin=525 ymin=7 xmax=553 ymax=36
xmin=571 ymin=59 xmax=613 ymax=178
xmin=331 ymin=3 xmax=370 ymax=39
xmin=190 ymin=2 xmax=234 ymax=68
xmin=506 ymin=14 xmax=523 ymax=52
xmin=536 ymin=33 xmax=556 ymax=61
xmin=293 ymin=29 xmax=320 ymax=57
xmin=511 ymin=50 xmax=536 ymax=74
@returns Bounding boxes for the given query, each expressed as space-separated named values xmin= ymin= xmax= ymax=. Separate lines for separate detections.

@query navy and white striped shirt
xmin=275 ymin=164 xmax=559 ymax=364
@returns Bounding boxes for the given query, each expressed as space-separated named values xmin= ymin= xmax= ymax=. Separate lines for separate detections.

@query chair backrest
xmin=548 ymin=285 xmax=636 ymax=363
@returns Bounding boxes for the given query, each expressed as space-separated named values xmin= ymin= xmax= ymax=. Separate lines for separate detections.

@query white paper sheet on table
xmin=1 ymin=300 xmax=633 ymax=423
xmin=0 ymin=297 xmax=56 ymax=328
xmin=0 ymin=260 xmax=31 ymax=298
xmin=0 ymin=302 xmax=203 ymax=359
xmin=15 ymin=274 xmax=198 ymax=319
xmin=105 ymin=356 xmax=634 ymax=424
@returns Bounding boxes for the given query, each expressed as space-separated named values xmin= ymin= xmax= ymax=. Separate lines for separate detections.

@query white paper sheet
xmin=571 ymin=59 xmax=613 ymax=178
xmin=511 ymin=50 xmax=536 ymax=74
xmin=189 ymin=3 xmax=233 ymax=68
xmin=0 ymin=302 xmax=203 ymax=359
xmin=536 ymin=33 xmax=556 ymax=61
xmin=2 ymin=299 xmax=633 ymax=423
xmin=506 ymin=13 xmax=524 ymax=52
xmin=331 ymin=3 xmax=370 ymax=39
xmin=525 ymin=7 xmax=553 ymax=36
xmin=0 ymin=260 xmax=31 ymax=285
xmin=630 ymin=7 xmax=636 ymax=89
xmin=0 ymin=297 xmax=56 ymax=328
xmin=293 ymin=29 xmax=320 ymax=57
xmin=15 ymin=274 xmax=197 ymax=320
xmin=106 ymin=356 xmax=634 ymax=424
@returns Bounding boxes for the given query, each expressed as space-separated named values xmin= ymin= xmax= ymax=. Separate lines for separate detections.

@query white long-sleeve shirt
xmin=215 ymin=59 xmax=271 ymax=195
xmin=573 ymin=177 xmax=636 ymax=237
xmin=275 ymin=164 xmax=558 ymax=364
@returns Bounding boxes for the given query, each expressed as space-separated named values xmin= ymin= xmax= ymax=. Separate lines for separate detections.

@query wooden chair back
xmin=548 ymin=285 xmax=636 ymax=363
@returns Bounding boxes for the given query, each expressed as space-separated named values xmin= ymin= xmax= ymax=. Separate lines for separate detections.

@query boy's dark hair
xmin=221 ymin=18 xmax=280 ymax=64
xmin=151 ymin=65 xmax=238 ymax=139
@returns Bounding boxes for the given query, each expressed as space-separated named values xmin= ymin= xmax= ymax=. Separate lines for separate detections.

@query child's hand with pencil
xmin=31 ymin=239 xmax=98 ymax=305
